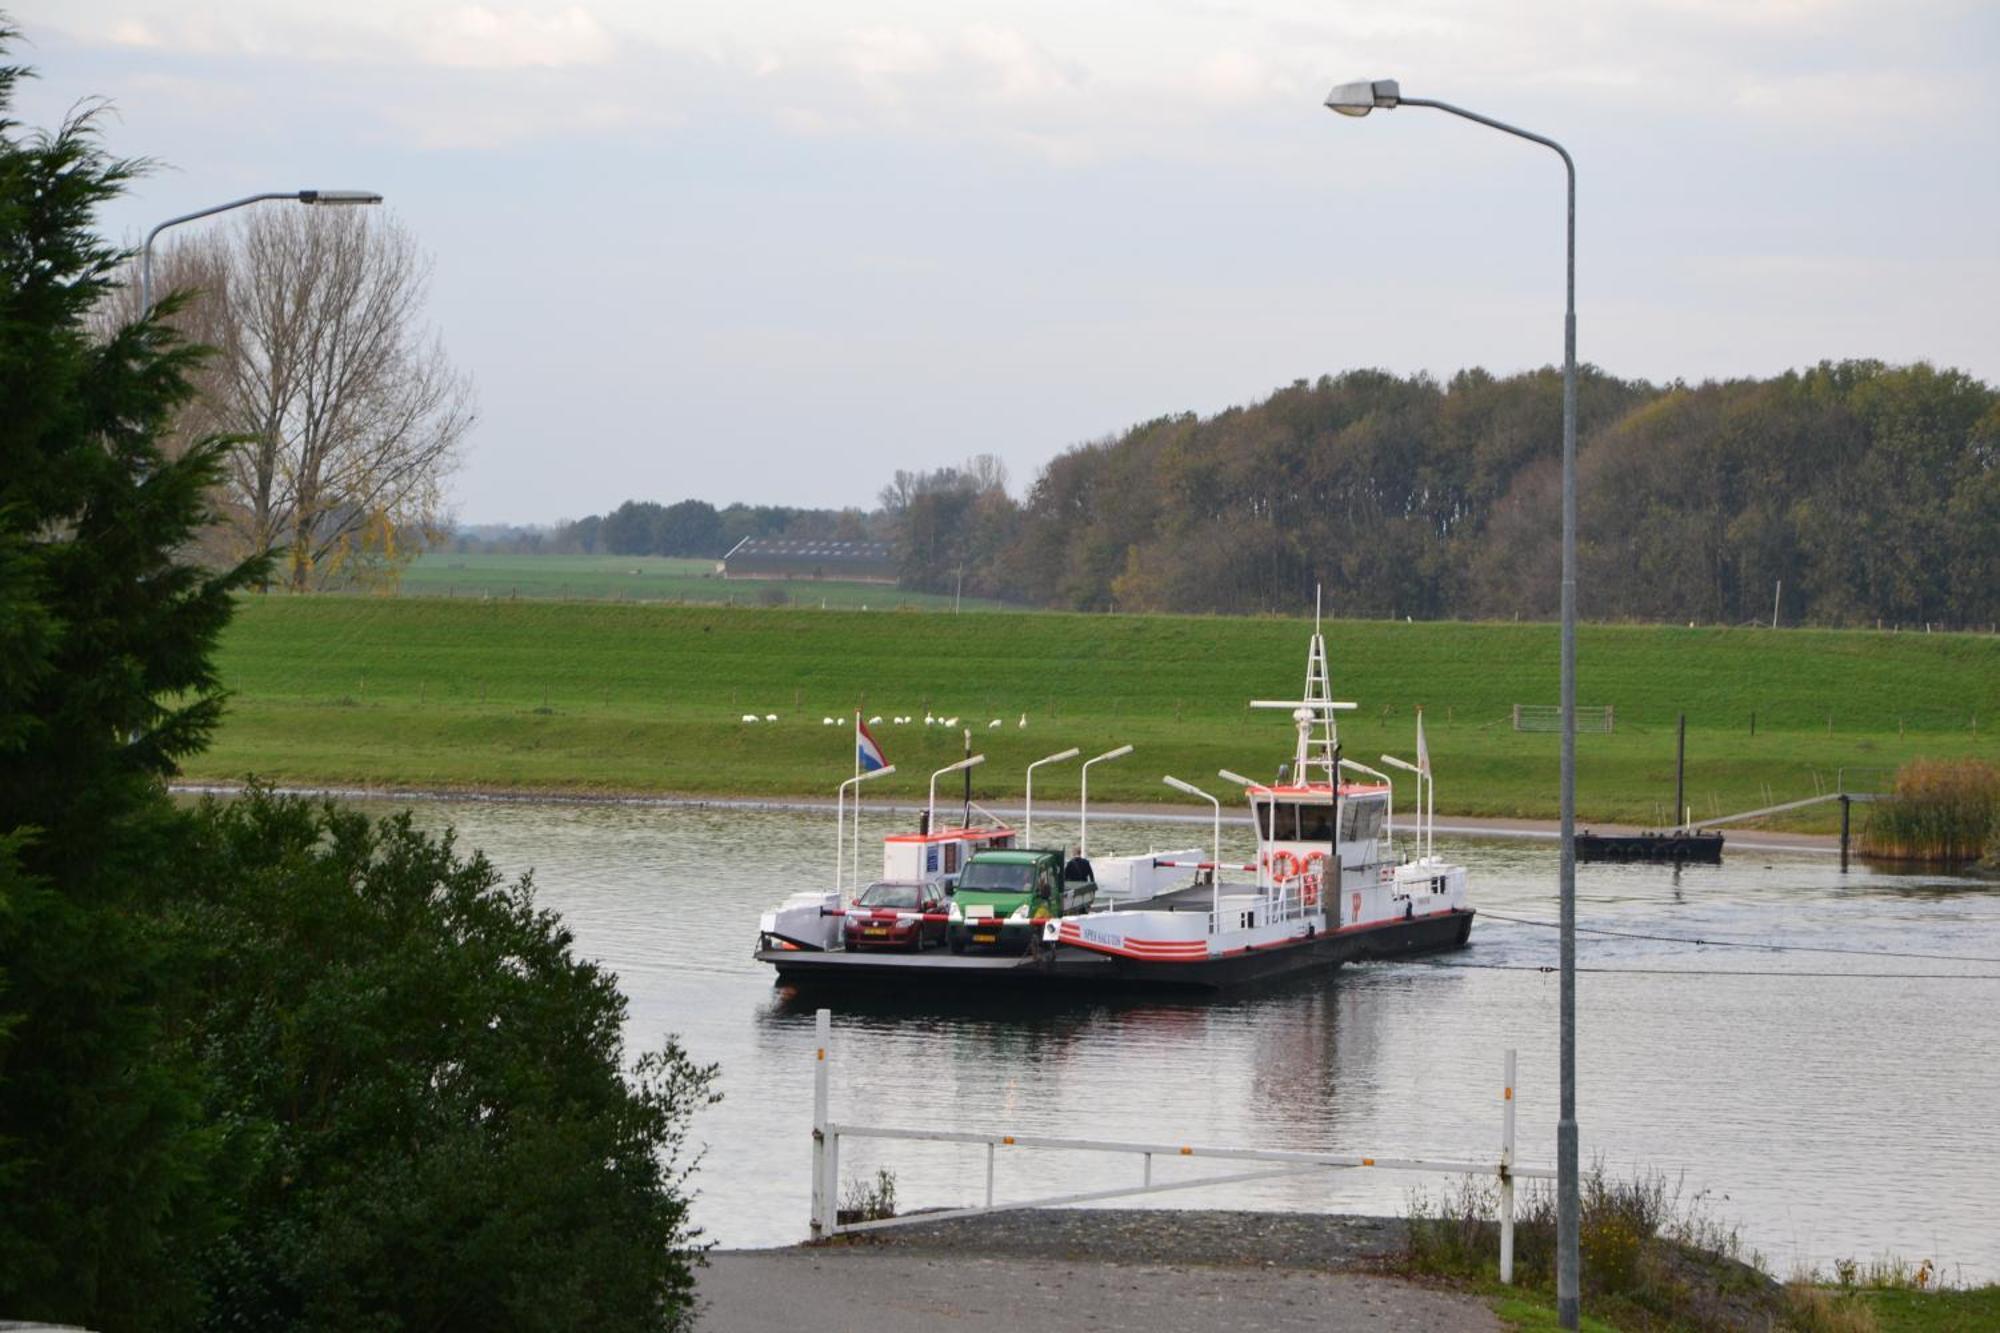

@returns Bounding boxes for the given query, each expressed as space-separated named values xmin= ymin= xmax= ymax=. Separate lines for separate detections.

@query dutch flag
xmin=856 ymin=715 xmax=889 ymax=773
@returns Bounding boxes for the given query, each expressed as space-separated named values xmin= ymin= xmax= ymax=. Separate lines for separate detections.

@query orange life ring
xmin=1302 ymin=852 xmax=1327 ymax=906
xmin=1269 ymin=850 xmax=1301 ymax=883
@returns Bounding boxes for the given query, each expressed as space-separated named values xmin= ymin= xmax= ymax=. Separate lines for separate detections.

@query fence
xmin=807 ymin=1008 xmax=1554 ymax=1282
xmin=1514 ymin=704 xmax=1614 ymax=733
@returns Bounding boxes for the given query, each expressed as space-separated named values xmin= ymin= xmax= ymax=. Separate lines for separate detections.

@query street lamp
xmin=140 ymin=189 xmax=385 ymax=313
xmin=1162 ymin=776 xmax=1223 ymax=919
xmin=1324 ymin=76 xmax=1582 ymax=1331
xmin=1077 ymin=744 xmax=1133 ymax=856
xmin=1024 ymin=747 xmax=1081 ymax=848
xmin=836 ymin=764 xmax=897 ymax=895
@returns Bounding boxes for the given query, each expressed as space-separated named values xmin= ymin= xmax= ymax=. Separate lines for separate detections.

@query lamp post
xmin=1024 ymin=748 xmax=1081 ymax=847
xmin=927 ymin=755 xmax=985 ymax=842
xmin=1162 ymin=776 xmax=1222 ymax=918
xmin=836 ymin=764 xmax=897 ymax=895
xmin=139 ymin=189 xmax=384 ymax=313
xmin=1077 ymin=745 xmax=1133 ymax=856
xmin=1323 ymin=77 xmax=1581 ymax=1330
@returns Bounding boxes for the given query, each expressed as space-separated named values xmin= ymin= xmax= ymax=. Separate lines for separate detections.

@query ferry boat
xmin=753 ymin=619 xmax=1474 ymax=991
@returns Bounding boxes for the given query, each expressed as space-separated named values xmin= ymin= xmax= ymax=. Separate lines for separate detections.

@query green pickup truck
xmin=946 ymin=848 xmax=1095 ymax=954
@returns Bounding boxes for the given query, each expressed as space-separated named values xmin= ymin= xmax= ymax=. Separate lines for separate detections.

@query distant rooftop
xmin=725 ymin=539 xmax=893 ymax=560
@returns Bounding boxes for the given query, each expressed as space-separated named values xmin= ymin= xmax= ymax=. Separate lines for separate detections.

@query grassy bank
xmin=192 ymin=599 xmax=2000 ymax=824
xmin=1403 ymin=1170 xmax=1999 ymax=1332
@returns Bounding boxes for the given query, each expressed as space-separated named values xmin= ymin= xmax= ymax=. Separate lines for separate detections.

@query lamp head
xmin=1324 ymin=78 xmax=1399 ymax=117
xmin=299 ymin=190 xmax=385 ymax=205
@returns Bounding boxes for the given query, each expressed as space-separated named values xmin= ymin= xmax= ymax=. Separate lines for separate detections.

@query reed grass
xmin=1860 ymin=759 xmax=1999 ymax=863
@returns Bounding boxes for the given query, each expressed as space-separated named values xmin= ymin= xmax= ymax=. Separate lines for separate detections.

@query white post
xmin=1079 ymin=744 xmax=1134 ymax=856
xmin=1025 ymin=748 xmax=1081 ymax=848
xmin=1427 ymin=764 xmax=1435 ymax=861
xmin=985 ymin=1141 xmax=996 ymax=1208
xmin=1164 ymin=776 xmax=1223 ymax=918
xmin=811 ymin=1008 xmax=831 ymax=1240
xmin=838 ymin=766 xmax=897 ymax=899
xmin=1500 ymin=1046 xmax=1517 ymax=1284
xmin=927 ymin=755 xmax=985 ymax=840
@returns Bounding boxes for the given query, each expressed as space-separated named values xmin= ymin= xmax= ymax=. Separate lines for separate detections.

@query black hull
xmin=1576 ymin=831 xmax=1724 ymax=864
xmin=758 ymin=908 xmax=1474 ymax=994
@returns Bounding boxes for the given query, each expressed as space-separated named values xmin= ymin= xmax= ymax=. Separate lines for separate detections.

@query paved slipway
xmin=697 ymin=1211 xmax=1502 ymax=1332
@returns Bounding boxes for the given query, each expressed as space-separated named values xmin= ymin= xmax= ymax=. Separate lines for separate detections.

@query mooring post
xmin=811 ymin=1008 xmax=831 ymax=1240
xmin=986 ymin=1141 xmax=997 ymax=1208
xmin=1500 ymin=1047 xmax=1518 ymax=1284
xmin=1674 ymin=713 xmax=1686 ymax=829
xmin=1840 ymin=795 xmax=1851 ymax=874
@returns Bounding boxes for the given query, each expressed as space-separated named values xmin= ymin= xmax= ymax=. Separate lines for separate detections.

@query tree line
xmin=893 ymin=364 xmax=1998 ymax=627
xmin=2 ymin=34 xmax=710 ymax=1330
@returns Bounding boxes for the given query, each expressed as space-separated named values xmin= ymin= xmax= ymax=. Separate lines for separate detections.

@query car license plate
xmin=973 ymin=932 xmax=997 ymax=944
xmin=864 ymin=927 xmax=888 ymax=936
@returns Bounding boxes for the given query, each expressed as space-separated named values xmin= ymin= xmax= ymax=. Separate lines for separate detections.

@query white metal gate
xmin=807 ymin=1007 xmax=1553 ymax=1282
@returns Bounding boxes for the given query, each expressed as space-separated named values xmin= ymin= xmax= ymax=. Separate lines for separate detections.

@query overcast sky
xmin=12 ymin=1 xmax=1998 ymax=523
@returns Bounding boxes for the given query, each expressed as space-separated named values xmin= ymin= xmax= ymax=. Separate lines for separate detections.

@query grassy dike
xmin=193 ymin=598 xmax=2000 ymax=825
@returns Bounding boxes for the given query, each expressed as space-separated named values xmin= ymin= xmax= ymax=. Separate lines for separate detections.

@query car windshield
xmin=856 ymin=882 xmax=923 ymax=908
xmin=956 ymin=861 xmax=1035 ymax=892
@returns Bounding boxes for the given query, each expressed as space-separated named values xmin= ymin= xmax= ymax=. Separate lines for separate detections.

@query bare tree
xmin=149 ymin=209 xmax=472 ymax=588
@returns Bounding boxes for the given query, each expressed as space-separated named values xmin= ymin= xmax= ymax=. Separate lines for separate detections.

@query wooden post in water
xmin=1674 ymin=714 xmax=1686 ymax=831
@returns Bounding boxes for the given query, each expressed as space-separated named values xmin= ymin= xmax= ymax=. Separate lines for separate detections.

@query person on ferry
xmin=1063 ymin=845 xmax=1094 ymax=884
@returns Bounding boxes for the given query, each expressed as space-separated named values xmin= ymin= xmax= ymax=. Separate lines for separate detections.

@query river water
xmin=378 ymin=798 xmax=1998 ymax=1280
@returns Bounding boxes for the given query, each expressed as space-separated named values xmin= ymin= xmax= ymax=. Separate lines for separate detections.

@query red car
xmin=842 ymin=881 xmax=949 ymax=951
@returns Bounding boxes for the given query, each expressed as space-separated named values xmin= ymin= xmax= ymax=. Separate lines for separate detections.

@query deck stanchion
xmin=1500 ymin=1047 xmax=1517 ymax=1284
xmin=811 ymin=1008 xmax=831 ymax=1239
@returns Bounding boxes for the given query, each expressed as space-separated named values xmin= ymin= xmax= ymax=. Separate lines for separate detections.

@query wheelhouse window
xmin=1259 ymin=800 xmax=1337 ymax=842
xmin=1292 ymin=802 xmax=1337 ymax=842
xmin=1340 ymin=796 xmax=1387 ymax=844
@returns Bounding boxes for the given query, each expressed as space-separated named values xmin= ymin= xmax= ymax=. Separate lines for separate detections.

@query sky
xmin=10 ymin=1 xmax=1999 ymax=524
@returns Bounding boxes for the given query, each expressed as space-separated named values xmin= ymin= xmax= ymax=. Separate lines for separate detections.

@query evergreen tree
xmin=0 ymin=27 xmax=265 ymax=1325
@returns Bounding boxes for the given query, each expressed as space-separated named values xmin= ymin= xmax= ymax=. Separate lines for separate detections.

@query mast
xmin=1249 ymin=594 xmax=1352 ymax=785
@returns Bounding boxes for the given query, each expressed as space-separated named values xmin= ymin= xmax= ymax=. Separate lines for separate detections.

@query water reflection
xmin=342 ymin=796 xmax=1998 ymax=1279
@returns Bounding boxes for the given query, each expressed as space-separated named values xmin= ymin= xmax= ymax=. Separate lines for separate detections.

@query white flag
xmin=1416 ymin=710 xmax=1430 ymax=776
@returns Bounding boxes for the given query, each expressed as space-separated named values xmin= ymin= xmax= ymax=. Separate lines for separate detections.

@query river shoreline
xmin=171 ymin=780 xmax=1841 ymax=853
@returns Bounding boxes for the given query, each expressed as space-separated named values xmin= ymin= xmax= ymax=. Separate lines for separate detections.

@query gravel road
xmin=697 ymin=1210 xmax=1501 ymax=1332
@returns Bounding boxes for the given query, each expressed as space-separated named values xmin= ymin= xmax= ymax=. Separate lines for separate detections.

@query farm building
xmin=719 ymin=538 xmax=898 ymax=583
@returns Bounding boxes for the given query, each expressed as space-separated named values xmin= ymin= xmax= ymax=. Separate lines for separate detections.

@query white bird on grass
xmin=822 ymin=717 xmax=836 ymax=725
xmin=765 ymin=713 xmax=778 ymax=722
xmin=988 ymin=719 xmax=1002 ymax=729
xmin=943 ymin=716 xmax=959 ymax=727
xmin=924 ymin=711 xmax=935 ymax=725
xmin=741 ymin=714 xmax=758 ymax=723
xmin=1018 ymin=713 xmax=1027 ymax=728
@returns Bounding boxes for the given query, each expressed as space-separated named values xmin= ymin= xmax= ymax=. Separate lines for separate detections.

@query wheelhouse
xmin=879 ymin=824 xmax=1016 ymax=887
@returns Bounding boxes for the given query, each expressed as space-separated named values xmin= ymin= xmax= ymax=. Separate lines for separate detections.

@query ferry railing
xmin=809 ymin=1009 xmax=1548 ymax=1282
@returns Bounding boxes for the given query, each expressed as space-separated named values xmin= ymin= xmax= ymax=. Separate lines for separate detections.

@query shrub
xmin=1861 ymin=758 xmax=1998 ymax=863
xmin=168 ymin=789 xmax=719 ymax=1331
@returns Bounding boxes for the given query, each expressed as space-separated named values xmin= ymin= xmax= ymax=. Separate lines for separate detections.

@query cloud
xmin=416 ymin=6 xmax=616 ymax=70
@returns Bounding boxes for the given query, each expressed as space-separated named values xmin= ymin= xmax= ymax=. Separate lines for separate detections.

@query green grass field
xmin=388 ymin=551 xmax=1012 ymax=612
xmin=190 ymin=599 xmax=2000 ymax=826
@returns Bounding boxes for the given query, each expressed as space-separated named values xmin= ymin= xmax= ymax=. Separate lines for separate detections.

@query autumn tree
xmin=158 ymin=207 xmax=473 ymax=588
